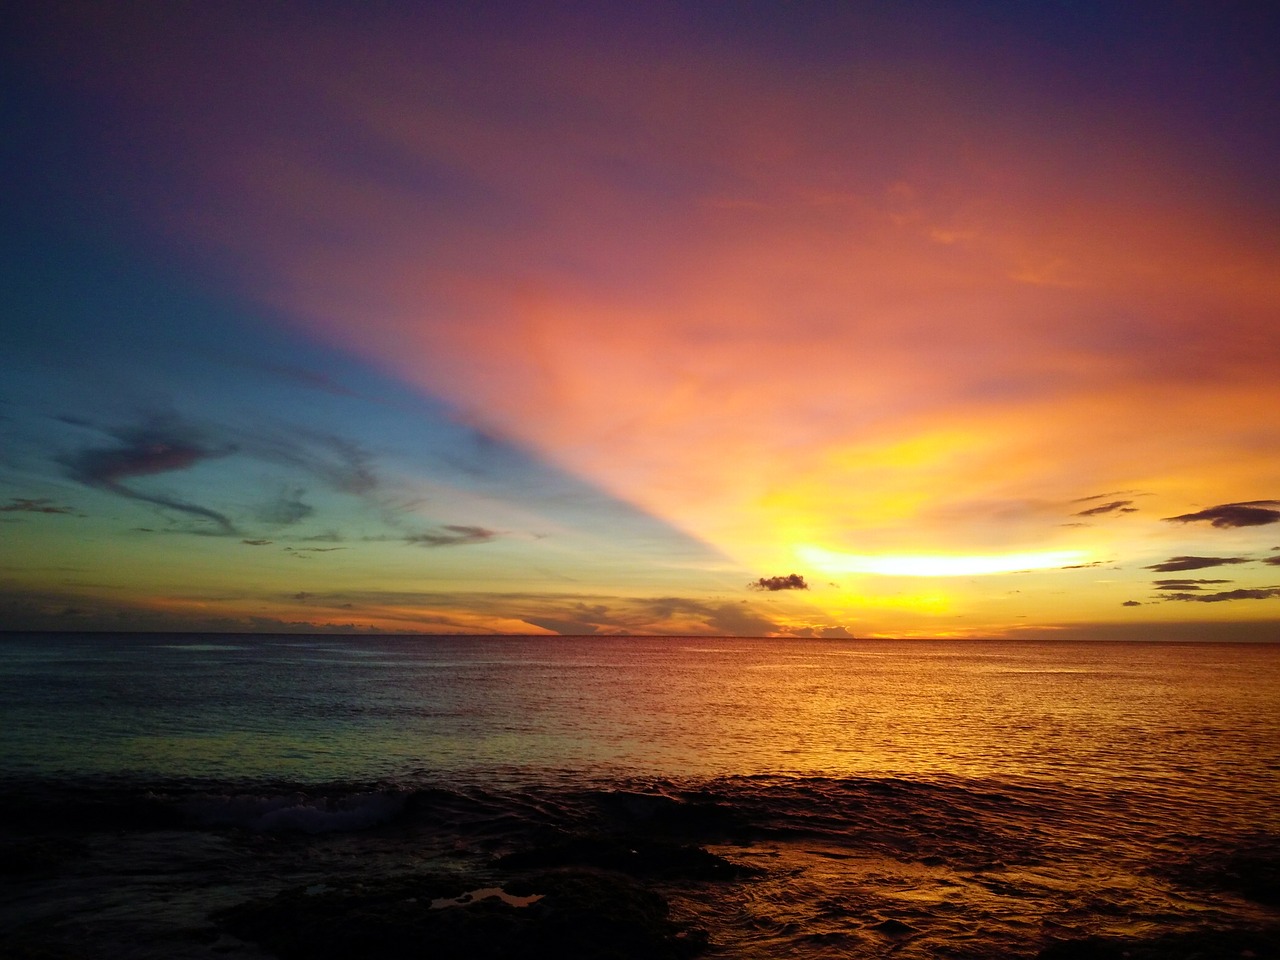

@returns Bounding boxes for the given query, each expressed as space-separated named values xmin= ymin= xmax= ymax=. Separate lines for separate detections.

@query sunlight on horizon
xmin=797 ymin=546 xmax=1091 ymax=578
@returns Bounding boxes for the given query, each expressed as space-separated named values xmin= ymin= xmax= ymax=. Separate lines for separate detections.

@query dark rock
xmin=217 ymin=869 xmax=708 ymax=960
xmin=589 ymin=791 xmax=750 ymax=839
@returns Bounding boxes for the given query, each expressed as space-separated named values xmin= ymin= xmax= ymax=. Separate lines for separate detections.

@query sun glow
xmin=797 ymin=546 xmax=1090 ymax=577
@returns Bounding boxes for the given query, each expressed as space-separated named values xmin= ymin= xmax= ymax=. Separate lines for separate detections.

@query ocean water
xmin=2 ymin=633 xmax=1278 ymax=958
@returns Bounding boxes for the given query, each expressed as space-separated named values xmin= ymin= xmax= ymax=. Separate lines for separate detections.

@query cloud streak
xmin=1160 ymin=588 xmax=1280 ymax=603
xmin=406 ymin=525 xmax=497 ymax=548
xmin=0 ymin=498 xmax=77 ymax=515
xmin=1145 ymin=556 xmax=1253 ymax=573
xmin=59 ymin=425 xmax=237 ymax=534
xmin=1163 ymin=501 xmax=1280 ymax=529
xmin=1073 ymin=500 xmax=1137 ymax=518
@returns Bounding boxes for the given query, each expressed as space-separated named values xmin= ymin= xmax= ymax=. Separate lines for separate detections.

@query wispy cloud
xmin=1160 ymin=588 xmax=1280 ymax=603
xmin=1073 ymin=499 xmax=1137 ymax=518
xmin=255 ymin=486 xmax=314 ymax=526
xmin=1151 ymin=578 xmax=1233 ymax=590
xmin=1163 ymin=500 xmax=1280 ymax=528
xmin=406 ymin=525 xmax=497 ymax=547
xmin=59 ymin=424 xmax=237 ymax=534
xmin=50 ymin=413 xmax=399 ymax=540
xmin=235 ymin=427 xmax=378 ymax=497
xmin=0 ymin=497 xmax=78 ymax=515
xmin=1145 ymin=556 xmax=1253 ymax=573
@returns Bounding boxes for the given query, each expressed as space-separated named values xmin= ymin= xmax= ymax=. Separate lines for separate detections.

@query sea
xmin=1 ymin=633 xmax=1278 ymax=959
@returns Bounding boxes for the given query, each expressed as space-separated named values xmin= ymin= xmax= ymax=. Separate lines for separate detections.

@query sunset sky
xmin=3 ymin=2 xmax=1278 ymax=638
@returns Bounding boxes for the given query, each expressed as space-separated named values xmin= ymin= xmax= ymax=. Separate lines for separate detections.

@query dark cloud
xmin=1062 ymin=561 xmax=1107 ymax=569
xmin=1163 ymin=500 xmax=1280 ymax=528
xmin=1161 ymin=588 xmax=1280 ymax=603
xmin=1151 ymin=578 xmax=1233 ymax=590
xmin=1074 ymin=499 xmax=1137 ymax=517
xmin=1263 ymin=556 xmax=1280 ymax=566
xmin=59 ymin=425 xmax=237 ymax=534
xmin=749 ymin=573 xmax=809 ymax=591
xmin=406 ymin=525 xmax=497 ymax=547
xmin=242 ymin=539 xmax=273 ymax=546
xmin=1122 ymin=600 xmax=1142 ymax=607
xmin=0 ymin=497 xmax=77 ymax=515
xmin=1145 ymin=555 xmax=1253 ymax=572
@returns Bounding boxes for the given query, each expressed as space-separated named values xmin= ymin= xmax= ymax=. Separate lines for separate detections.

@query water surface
xmin=2 ymin=634 xmax=1278 ymax=958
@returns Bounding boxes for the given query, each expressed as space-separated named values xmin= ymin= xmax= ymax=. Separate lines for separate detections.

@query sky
xmin=2 ymin=1 xmax=1278 ymax=638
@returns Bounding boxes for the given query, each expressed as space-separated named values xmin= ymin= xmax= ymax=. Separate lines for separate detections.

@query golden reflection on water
xmin=5 ymin=636 xmax=1280 ymax=827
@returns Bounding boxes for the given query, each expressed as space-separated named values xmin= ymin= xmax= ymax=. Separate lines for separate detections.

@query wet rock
xmin=217 ymin=869 xmax=708 ymax=960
